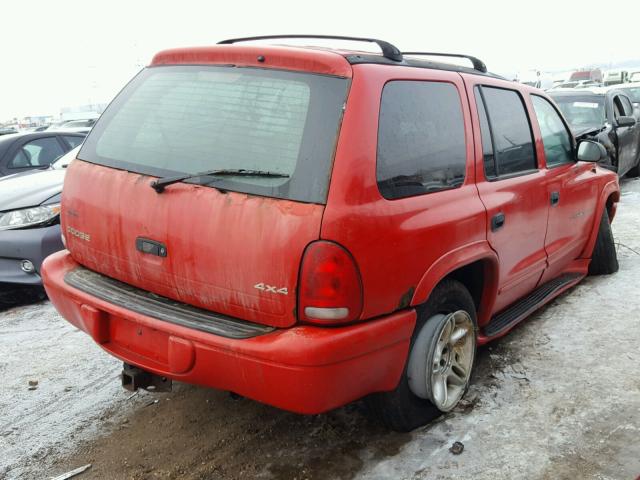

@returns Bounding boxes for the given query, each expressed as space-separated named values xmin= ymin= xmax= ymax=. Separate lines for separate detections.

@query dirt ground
xmin=2 ymin=180 xmax=640 ymax=480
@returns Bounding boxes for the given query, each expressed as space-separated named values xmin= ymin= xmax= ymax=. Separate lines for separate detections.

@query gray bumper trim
xmin=64 ymin=267 xmax=275 ymax=339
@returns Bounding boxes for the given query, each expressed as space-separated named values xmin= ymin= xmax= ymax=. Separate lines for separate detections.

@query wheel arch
xmin=581 ymin=180 xmax=620 ymax=258
xmin=411 ymin=241 xmax=499 ymax=327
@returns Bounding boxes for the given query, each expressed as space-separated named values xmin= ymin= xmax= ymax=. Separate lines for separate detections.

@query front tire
xmin=588 ymin=209 xmax=619 ymax=275
xmin=366 ymin=279 xmax=477 ymax=432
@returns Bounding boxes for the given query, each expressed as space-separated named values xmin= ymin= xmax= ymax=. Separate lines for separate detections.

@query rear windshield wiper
xmin=150 ymin=169 xmax=290 ymax=193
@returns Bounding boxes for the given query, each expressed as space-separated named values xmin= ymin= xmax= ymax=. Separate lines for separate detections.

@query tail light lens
xmin=298 ymin=241 xmax=363 ymax=325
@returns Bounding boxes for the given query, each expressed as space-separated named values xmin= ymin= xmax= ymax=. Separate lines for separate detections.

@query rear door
xmin=529 ymin=94 xmax=599 ymax=282
xmin=466 ymin=79 xmax=549 ymax=313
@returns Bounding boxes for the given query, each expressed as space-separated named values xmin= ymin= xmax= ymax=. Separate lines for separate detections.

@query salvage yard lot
xmin=2 ymin=181 xmax=640 ymax=480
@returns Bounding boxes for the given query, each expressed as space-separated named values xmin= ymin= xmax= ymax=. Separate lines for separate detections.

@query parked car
xmin=56 ymin=119 xmax=96 ymax=134
xmin=569 ymin=68 xmax=603 ymax=83
xmin=549 ymin=88 xmax=640 ymax=176
xmin=42 ymin=35 xmax=620 ymax=432
xmin=0 ymin=131 xmax=85 ymax=177
xmin=0 ymin=145 xmax=79 ymax=286
xmin=603 ymin=69 xmax=629 ymax=86
xmin=630 ymin=71 xmax=640 ymax=83
xmin=0 ymin=127 xmax=18 ymax=136
xmin=549 ymin=80 xmax=603 ymax=90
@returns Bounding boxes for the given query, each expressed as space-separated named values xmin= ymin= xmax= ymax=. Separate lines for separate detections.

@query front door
xmin=530 ymin=94 xmax=599 ymax=283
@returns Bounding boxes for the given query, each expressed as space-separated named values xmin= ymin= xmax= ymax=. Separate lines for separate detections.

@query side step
xmin=484 ymin=273 xmax=582 ymax=338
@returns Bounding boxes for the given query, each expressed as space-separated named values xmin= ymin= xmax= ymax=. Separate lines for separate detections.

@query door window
xmin=613 ymin=96 xmax=626 ymax=120
xmin=477 ymin=86 xmax=537 ymax=178
xmin=8 ymin=137 xmax=65 ymax=168
xmin=377 ymin=80 xmax=466 ymax=199
xmin=619 ymin=95 xmax=634 ymax=116
xmin=531 ymin=95 xmax=573 ymax=167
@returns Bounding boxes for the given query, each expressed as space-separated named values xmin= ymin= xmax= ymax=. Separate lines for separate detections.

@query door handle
xmin=491 ymin=212 xmax=505 ymax=232
xmin=551 ymin=191 xmax=560 ymax=206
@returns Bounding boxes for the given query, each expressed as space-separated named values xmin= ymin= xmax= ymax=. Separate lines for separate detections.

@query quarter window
xmin=63 ymin=135 xmax=84 ymax=149
xmin=377 ymin=81 xmax=466 ymax=200
xmin=532 ymin=96 xmax=573 ymax=167
xmin=475 ymin=87 xmax=496 ymax=178
xmin=477 ymin=87 xmax=537 ymax=177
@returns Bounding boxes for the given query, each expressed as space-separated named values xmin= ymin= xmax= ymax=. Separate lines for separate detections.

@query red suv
xmin=42 ymin=36 xmax=620 ymax=431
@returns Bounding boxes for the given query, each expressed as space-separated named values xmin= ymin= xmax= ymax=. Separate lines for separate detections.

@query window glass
xmin=79 ymin=66 xmax=348 ymax=204
xmin=623 ymin=87 xmax=640 ymax=103
xmin=474 ymin=87 xmax=496 ymax=178
xmin=9 ymin=137 xmax=64 ymax=168
xmin=481 ymin=87 xmax=536 ymax=176
xmin=377 ymin=81 xmax=466 ymax=199
xmin=613 ymin=97 xmax=625 ymax=119
xmin=63 ymin=135 xmax=84 ymax=148
xmin=551 ymin=94 xmax=606 ymax=131
xmin=620 ymin=95 xmax=634 ymax=116
xmin=532 ymin=96 xmax=573 ymax=167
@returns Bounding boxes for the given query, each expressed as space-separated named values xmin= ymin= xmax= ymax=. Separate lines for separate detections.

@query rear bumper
xmin=0 ymin=224 xmax=63 ymax=285
xmin=42 ymin=250 xmax=416 ymax=414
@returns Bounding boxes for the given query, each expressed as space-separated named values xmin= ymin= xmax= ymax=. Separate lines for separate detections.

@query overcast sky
xmin=2 ymin=0 xmax=639 ymax=120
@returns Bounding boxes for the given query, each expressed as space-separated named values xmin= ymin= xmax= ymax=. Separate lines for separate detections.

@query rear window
xmin=79 ymin=66 xmax=349 ymax=204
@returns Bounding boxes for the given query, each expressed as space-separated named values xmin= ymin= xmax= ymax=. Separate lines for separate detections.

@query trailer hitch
xmin=121 ymin=363 xmax=172 ymax=392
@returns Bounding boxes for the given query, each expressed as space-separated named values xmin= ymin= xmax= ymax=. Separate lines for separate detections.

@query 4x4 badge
xmin=254 ymin=283 xmax=288 ymax=295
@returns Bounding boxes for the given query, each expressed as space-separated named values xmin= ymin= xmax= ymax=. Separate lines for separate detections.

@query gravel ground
xmin=1 ymin=180 xmax=639 ymax=480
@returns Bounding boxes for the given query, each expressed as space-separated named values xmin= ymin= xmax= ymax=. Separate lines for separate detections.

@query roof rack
xmin=217 ymin=35 xmax=403 ymax=62
xmin=402 ymin=52 xmax=487 ymax=73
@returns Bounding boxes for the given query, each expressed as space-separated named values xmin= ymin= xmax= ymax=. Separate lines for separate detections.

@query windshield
xmin=551 ymin=95 xmax=606 ymax=130
xmin=52 ymin=145 xmax=81 ymax=169
xmin=79 ymin=66 xmax=349 ymax=204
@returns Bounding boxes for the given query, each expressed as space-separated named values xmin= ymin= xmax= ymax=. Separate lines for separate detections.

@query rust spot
xmin=398 ymin=287 xmax=415 ymax=309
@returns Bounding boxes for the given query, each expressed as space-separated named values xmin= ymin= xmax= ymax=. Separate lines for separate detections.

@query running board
xmin=483 ymin=273 xmax=583 ymax=338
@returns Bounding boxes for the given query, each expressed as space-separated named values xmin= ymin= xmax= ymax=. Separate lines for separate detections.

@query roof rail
xmin=217 ymin=35 xmax=403 ymax=62
xmin=402 ymin=52 xmax=487 ymax=73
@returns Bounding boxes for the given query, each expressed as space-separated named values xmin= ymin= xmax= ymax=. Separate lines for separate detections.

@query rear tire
xmin=588 ymin=209 xmax=619 ymax=275
xmin=366 ymin=279 xmax=477 ymax=432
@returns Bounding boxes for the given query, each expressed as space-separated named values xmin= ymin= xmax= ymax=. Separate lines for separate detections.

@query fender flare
xmin=581 ymin=180 xmax=620 ymax=259
xmin=410 ymin=240 xmax=500 ymax=326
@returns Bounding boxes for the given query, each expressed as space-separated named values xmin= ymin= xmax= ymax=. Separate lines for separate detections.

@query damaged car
xmin=549 ymin=88 xmax=640 ymax=177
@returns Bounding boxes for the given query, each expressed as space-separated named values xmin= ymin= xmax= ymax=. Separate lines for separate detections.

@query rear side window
xmin=377 ymin=81 xmax=466 ymax=200
xmin=531 ymin=96 xmax=573 ymax=167
xmin=477 ymin=87 xmax=536 ymax=178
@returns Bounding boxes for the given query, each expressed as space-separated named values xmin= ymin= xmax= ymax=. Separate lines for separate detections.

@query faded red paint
xmin=62 ymin=161 xmax=322 ymax=328
xmin=42 ymin=250 xmax=415 ymax=414
xmin=42 ymin=43 xmax=620 ymax=414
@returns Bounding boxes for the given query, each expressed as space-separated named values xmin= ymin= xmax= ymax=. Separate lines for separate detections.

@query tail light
xmin=298 ymin=241 xmax=363 ymax=325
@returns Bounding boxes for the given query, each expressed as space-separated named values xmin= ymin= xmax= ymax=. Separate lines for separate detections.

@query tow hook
xmin=121 ymin=363 xmax=172 ymax=392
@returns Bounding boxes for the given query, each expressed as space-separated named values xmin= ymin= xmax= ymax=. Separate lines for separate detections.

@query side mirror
xmin=617 ymin=115 xmax=636 ymax=127
xmin=577 ymin=140 xmax=607 ymax=162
